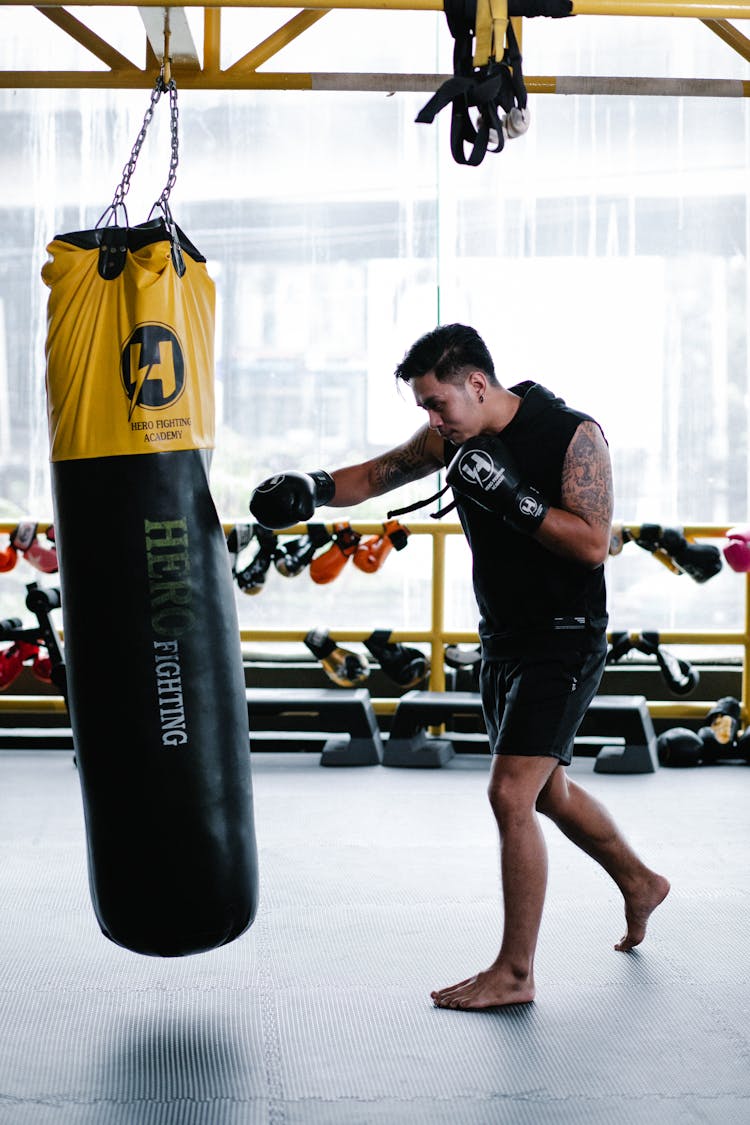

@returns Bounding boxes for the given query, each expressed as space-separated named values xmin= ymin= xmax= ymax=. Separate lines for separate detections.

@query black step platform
xmin=385 ymin=690 xmax=658 ymax=773
xmin=246 ymin=688 xmax=383 ymax=766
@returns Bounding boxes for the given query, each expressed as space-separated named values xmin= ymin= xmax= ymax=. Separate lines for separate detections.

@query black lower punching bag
xmin=41 ymin=79 xmax=259 ymax=956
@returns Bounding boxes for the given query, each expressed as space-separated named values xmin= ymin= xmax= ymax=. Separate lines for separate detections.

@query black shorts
xmin=479 ymin=637 xmax=607 ymax=766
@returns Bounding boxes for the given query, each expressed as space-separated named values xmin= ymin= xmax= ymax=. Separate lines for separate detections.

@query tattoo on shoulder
xmin=561 ymin=422 xmax=613 ymax=531
xmin=371 ymin=428 xmax=436 ymax=492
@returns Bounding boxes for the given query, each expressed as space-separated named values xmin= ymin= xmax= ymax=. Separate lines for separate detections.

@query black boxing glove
xmin=249 ymin=470 xmax=335 ymax=531
xmin=659 ymin=527 xmax=723 ymax=584
xmin=274 ymin=523 xmax=332 ymax=577
xmin=364 ymin=629 xmax=430 ymax=689
xmin=446 ymin=434 xmax=548 ymax=534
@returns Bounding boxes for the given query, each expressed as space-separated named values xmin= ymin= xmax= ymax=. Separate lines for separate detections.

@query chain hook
xmin=161 ymin=10 xmax=172 ymax=87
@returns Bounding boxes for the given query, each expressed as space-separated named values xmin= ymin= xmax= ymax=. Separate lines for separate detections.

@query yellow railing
xmin=233 ymin=520 xmax=748 ymax=718
xmin=0 ymin=519 xmax=746 ymax=720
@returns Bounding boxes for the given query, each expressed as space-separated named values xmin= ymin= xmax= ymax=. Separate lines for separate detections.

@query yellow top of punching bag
xmin=42 ymin=224 xmax=216 ymax=463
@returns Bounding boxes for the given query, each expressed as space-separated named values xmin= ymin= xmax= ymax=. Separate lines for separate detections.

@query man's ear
xmin=466 ymin=370 xmax=488 ymax=399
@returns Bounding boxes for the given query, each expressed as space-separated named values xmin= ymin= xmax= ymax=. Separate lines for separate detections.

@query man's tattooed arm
xmin=329 ymin=425 xmax=443 ymax=507
xmin=369 ymin=427 xmax=442 ymax=494
xmin=560 ymin=421 xmax=614 ymax=535
xmin=534 ymin=420 xmax=613 ymax=567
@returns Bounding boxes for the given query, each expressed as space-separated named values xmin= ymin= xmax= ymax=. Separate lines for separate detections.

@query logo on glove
xmin=519 ymin=494 xmax=542 ymax=517
xmin=254 ymin=475 xmax=284 ymax=493
xmin=121 ymin=324 xmax=186 ymax=419
xmin=457 ymin=449 xmax=506 ymax=492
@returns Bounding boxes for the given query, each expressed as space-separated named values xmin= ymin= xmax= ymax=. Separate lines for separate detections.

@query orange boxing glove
xmin=353 ymin=519 xmax=410 ymax=574
xmin=0 ymin=541 xmax=17 ymax=573
xmin=309 ymin=522 xmax=361 ymax=585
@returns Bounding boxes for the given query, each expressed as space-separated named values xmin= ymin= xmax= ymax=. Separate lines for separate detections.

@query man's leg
xmin=535 ymin=766 xmax=670 ymax=951
xmin=431 ymin=754 xmax=558 ymax=1010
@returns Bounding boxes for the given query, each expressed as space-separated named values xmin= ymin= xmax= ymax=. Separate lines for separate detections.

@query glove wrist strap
xmin=309 ymin=470 xmax=335 ymax=507
xmin=504 ymin=487 xmax=548 ymax=534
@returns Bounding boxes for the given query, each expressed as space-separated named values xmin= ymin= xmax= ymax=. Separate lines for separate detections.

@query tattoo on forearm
xmin=372 ymin=429 xmax=433 ymax=492
xmin=561 ymin=422 xmax=614 ymax=532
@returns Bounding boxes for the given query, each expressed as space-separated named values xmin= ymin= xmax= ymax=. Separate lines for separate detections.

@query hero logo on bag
xmin=457 ymin=449 xmax=507 ymax=492
xmin=121 ymin=324 xmax=186 ymax=419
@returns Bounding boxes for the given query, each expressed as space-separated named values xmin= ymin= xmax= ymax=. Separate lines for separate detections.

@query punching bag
xmin=41 ymin=78 xmax=259 ymax=956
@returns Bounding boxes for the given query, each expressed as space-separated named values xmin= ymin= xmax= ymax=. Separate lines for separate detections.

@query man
xmin=250 ymin=323 xmax=670 ymax=1010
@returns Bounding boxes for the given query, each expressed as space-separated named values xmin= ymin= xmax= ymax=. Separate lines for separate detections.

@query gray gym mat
xmin=0 ymin=750 xmax=748 ymax=1124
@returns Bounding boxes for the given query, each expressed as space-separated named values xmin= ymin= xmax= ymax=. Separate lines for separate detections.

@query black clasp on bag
xmin=97 ymin=225 xmax=129 ymax=280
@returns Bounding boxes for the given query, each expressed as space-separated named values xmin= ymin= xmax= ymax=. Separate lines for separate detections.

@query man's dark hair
xmin=394 ymin=323 xmax=498 ymax=386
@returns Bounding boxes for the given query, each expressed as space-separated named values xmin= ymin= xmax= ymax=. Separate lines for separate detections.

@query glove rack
xmin=0 ymin=520 xmax=748 ymax=722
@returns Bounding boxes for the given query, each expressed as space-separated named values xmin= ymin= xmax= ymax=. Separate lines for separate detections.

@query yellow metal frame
xmin=1 ymin=519 xmax=748 ymax=722
xmin=1 ymin=1 xmax=749 ymax=91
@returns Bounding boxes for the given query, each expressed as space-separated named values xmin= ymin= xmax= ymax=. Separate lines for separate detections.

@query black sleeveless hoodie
xmin=444 ymin=381 xmax=608 ymax=658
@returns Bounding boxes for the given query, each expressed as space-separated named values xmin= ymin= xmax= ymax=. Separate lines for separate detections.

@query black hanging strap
xmin=387 ymin=482 xmax=457 ymax=521
xmin=417 ymin=0 xmax=572 ymax=166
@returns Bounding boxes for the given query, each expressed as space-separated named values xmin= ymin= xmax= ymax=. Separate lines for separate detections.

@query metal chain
xmin=97 ymin=74 xmax=179 ymax=228
xmin=154 ymin=79 xmax=179 ymax=220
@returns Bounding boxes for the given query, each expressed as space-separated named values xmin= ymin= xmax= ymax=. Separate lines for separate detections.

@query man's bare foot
xmin=615 ymin=872 xmax=671 ymax=951
xmin=431 ymin=966 xmax=535 ymax=1010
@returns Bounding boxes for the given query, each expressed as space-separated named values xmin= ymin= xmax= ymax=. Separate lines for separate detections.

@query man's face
xmin=410 ymin=371 xmax=480 ymax=445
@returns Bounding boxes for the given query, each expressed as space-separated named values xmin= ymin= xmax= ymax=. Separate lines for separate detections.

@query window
xmin=1 ymin=11 xmax=748 ymax=647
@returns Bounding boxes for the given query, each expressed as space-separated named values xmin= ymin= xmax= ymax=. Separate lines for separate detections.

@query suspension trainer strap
xmin=416 ymin=0 xmax=573 ymax=166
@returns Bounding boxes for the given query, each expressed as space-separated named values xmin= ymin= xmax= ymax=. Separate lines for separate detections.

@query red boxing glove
xmin=31 ymin=648 xmax=54 ymax=684
xmin=0 ymin=642 xmax=39 ymax=690
xmin=724 ymin=526 xmax=750 ymax=573
xmin=10 ymin=522 xmax=58 ymax=574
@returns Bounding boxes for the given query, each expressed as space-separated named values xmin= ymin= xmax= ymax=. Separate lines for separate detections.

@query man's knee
xmin=488 ymin=771 xmax=540 ymax=826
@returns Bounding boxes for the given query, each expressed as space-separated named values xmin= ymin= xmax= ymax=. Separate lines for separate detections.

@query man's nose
xmin=426 ymin=410 xmax=442 ymax=429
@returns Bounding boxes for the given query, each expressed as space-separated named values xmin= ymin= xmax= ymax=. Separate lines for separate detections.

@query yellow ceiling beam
xmin=702 ymin=16 xmax=750 ymax=60
xmin=9 ymin=0 xmax=750 ymax=13
xmin=204 ymin=7 xmax=221 ymax=73
xmin=225 ymin=8 xmax=330 ymax=76
xmin=35 ymin=5 xmax=137 ymax=69
xmin=2 ymin=70 xmax=749 ymax=93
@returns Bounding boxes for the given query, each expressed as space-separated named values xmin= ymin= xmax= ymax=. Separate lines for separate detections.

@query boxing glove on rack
xmin=10 ymin=522 xmax=58 ymax=573
xmin=236 ymin=528 xmax=278 ymax=595
xmin=632 ymin=524 xmax=722 ymax=583
xmin=304 ymin=628 xmax=370 ymax=688
xmin=250 ymin=470 xmax=335 ymax=531
xmin=0 ymin=541 xmax=17 ymax=573
xmin=606 ymin=630 xmax=698 ymax=696
xmin=354 ymin=520 xmax=410 ymax=574
xmin=226 ymin=524 xmax=254 ymax=576
xmin=364 ymin=629 xmax=429 ymax=689
xmin=723 ymin=526 xmax=750 ymax=573
xmin=658 ymin=527 xmax=722 ymax=583
xmin=275 ymin=523 xmax=332 ymax=578
xmin=310 ymin=523 xmax=361 ymax=585
xmin=0 ymin=641 xmax=40 ymax=690
xmin=636 ymin=631 xmax=699 ymax=696
xmin=445 ymin=435 xmax=548 ymax=534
